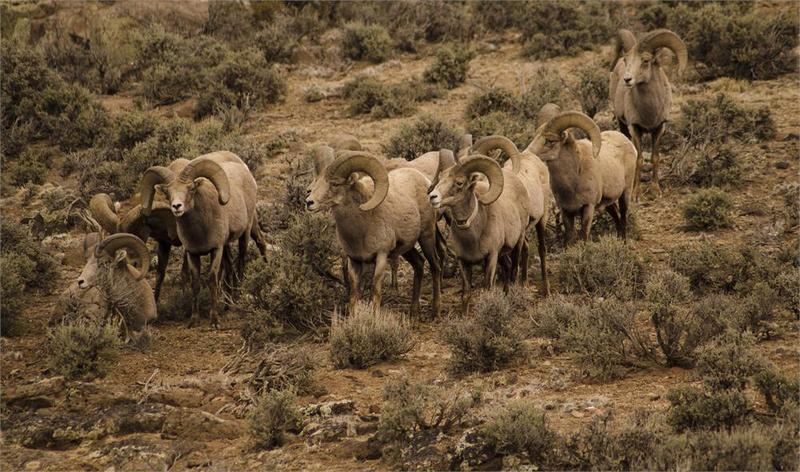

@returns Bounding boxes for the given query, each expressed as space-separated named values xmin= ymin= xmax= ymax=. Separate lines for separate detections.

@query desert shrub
xmin=70 ymin=149 xmax=128 ymax=199
xmin=255 ymin=16 xmax=299 ymax=63
xmin=652 ymin=427 xmax=781 ymax=471
xmin=556 ymin=237 xmax=647 ymax=299
xmin=775 ymin=182 xmax=800 ymax=230
xmin=518 ymin=68 xmax=566 ymax=122
xmin=218 ymin=133 xmax=272 ymax=172
xmin=737 ymin=282 xmax=779 ymax=335
xmin=676 ymin=93 xmax=775 ymax=147
xmin=678 ymin=4 xmax=798 ymax=80
xmin=342 ymin=78 xmax=416 ymax=119
xmin=195 ymin=49 xmax=287 ymax=119
xmin=482 ymin=401 xmax=558 ymax=464
xmin=379 ymin=0 xmax=477 ymax=51
xmin=1 ymin=41 xmax=109 ymax=154
xmin=341 ymin=23 xmax=392 ymax=63
xmin=46 ymin=320 xmax=121 ymax=380
xmin=107 ymin=111 xmax=158 ymax=151
xmin=528 ymin=294 xmax=587 ymax=341
xmin=590 ymin=206 xmax=641 ymax=241
xmin=563 ymin=298 xmax=655 ymax=379
xmin=684 ymin=145 xmax=742 ymax=188
xmin=276 ymin=211 xmax=340 ymax=286
xmin=695 ymin=330 xmax=765 ymax=392
xmin=249 ymin=389 xmax=302 ymax=449
xmin=681 ymin=187 xmax=733 ymax=231
xmin=423 ymin=46 xmax=474 ymax=89
xmin=646 ymin=270 xmax=723 ymax=367
xmin=1 ymin=254 xmax=28 ymax=335
xmin=464 ymin=87 xmax=518 ymax=120
xmin=157 ymin=285 xmax=210 ymax=323
xmin=473 ymin=1 xmax=527 ymax=31
xmin=329 ymin=302 xmax=415 ymax=369
xmin=467 ymin=111 xmax=534 ymax=151
xmin=8 ymin=148 xmax=48 ymax=186
xmin=303 ymin=86 xmax=325 ymax=103
xmin=245 ymin=344 xmax=317 ymax=397
xmin=668 ymin=241 xmax=744 ymax=294
xmin=518 ymin=0 xmax=612 ymax=59
xmin=378 ymin=375 xmax=478 ymax=441
xmin=562 ymin=413 xmax=664 ymax=470
xmin=383 ymin=114 xmax=460 ymax=161
xmin=571 ymin=63 xmax=609 ymax=118
xmin=0 ymin=221 xmax=58 ymax=292
xmin=773 ymin=267 xmax=800 ymax=318
xmin=442 ymin=289 xmax=527 ymax=373
xmin=754 ymin=369 xmax=800 ymax=413
xmin=666 ymin=386 xmax=750 ymax=432
xmin=205 ymin=1 xmax=259 ymax=45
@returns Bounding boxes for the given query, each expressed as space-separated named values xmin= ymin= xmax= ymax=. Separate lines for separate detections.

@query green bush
xmin=467 ymin=111 xmax=534 ymax=152
xmin=754 ymin=369 xmax=800 ymax=413
xmin=442 ymin=289 xmax=527 ymax=373
xmin=563 ymin=298 xmax=655 ymax=380
xmin=646 ymin=269 xmax=723 ymax=367
xmin=571 ymin=63 xmax=609 ymax=118
xmin=383 ymin=114 xmax=460 ymax=161
xmin=773 ymin=267 xmax=800 ymax=318
xmin=695 ymin=330 xmax=765 ymax=392
xmin=681 ymin=187 xmax=733 ymax=231
xmin=378 ymin=375 xmax=477 ymax=441
xmin=666 ymin=386 xmax=750 ymax=432
xmin=205 ymin=1 xmax=259 ymax=45
xmin=255 ymin=16 xmax=299 ymax=63
xmin=195 ymin=49 xmax=287 ymax=119
xmin=518 ymin=68 xmax=566 ymax=122
xmin=676 ymin=93 xmax=775 ymax=147
xmin=249 ymin=389 xmax=302 ymax=449
xmin=464 ymin=87 xmax=517 ymax=120
xmin=556 ymin=237 xmax=647 ymax=299
xmin=9 ymin=148 xmax=48 ymax=186
xmin=423 ymin=46 xmax=473 ymax=89
xmin=668 ymin=241 xmax=747 ymax=294
xmin=562 ymin=413 xmax=663 ymax=470
xmin=329 ymin=302 xmax=415 ymax=369
xmin=0 ymin=220 xmax=58 ymax=292
xmin=342 ymin=78 xmax=416 ymax=119
xmin=652 ymin=427 xmax=782 ymax=471
xmin=107 ymin=111 xmax=158 ymax=151
xmin=46 ymin=321 xmax=121 ymax=380
xmin=775 ymin=182 xmax=800 ymax=230
xmin=528 ymin=294 xmax=587 ymax=341
xmin=1 ymin=254 xmax=28 ymax=335
xmin=518 ymin=0 xmax=612 ymax=60
xmin=686 ymin=145 xmax=742 ymax=188
xmin=677 ymin=4 xmax=798 ymax=80
xmin=341 ymin=23 xmax=392 ymax=63
xmin=482 ymin=401 xmax=558 ymax=464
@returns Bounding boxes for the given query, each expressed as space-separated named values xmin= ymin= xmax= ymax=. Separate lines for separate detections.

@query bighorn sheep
xmin=76 ymin=233 xmax=156 ymax=331
xmin=428 ymin=147 xmax=544 ymax=311
xmin=528 ymin=106 xmax=637 ymax=243
xmin=306 ymin=150 xmax=441 ymax=317
xmin=610 ymin=29 xmax=687 ymax=195
xmin=140 ymin=151 xmax=266 ymax=328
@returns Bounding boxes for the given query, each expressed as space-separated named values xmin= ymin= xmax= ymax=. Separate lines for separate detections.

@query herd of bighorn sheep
xmin=68 ymin=29 xmax=686 ymax=328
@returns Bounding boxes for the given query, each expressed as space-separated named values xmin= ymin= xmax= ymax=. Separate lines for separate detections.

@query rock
xmin=543 ymin=402 xmax=556 ymax=411
xmin=648 ymin=393 xmax=661 ymax=401
xmin=184 ymin=450 xmax=211 ymax=468
xmin=5 ymin=377 xmax=66 ymax=405
xmin=303 ymin=399 xmax=355 ymax=418
xmin=371 ymin=369 xmax=385 ymax=378
xmin=570 ymin=410 xmax=585 ymax=418
xmin=451 ymin=427 xmax=495 ymax=470
xmin=161 ymin=409 xmax=243 ymax=441
xmin=350 ymin=437 xmax=383 ymax=461
xmin=776 ymin=161 xmax=790 ymax=170
xmin=783 ymin=132 xmax=800 ymax=141
xmin=147 ymin=388 xmax=205 ymax=408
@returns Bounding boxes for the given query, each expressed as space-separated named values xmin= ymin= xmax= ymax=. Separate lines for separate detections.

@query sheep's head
xmin=305 ymin=150 xmax=389 ymax=212
xmin=77 ymin=233 xmax=150 ymax=290
xmin=529 ymin=109 xmax=602 ymax=162
xmin=140 ymin=157 xmax=230 ymax=218
xmin=617 ymin=29 xmax=687 ymax=87
xmin=428 ymin=150 xmax=504 ymax=229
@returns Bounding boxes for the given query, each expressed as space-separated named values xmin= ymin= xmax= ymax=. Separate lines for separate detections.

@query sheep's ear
xmin=347 ymin=173 xmax=359 ymax=186
xmin=562 ymin=131 xmax=575 ymax=146
xmin=114 ymin=250 xmax=127 ymax=268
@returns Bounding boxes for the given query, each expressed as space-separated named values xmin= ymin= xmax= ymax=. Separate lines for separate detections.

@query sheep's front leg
xmin=651 ymin=123 xmax=666 ymax=196
xmin=519 ymin=237 xmax=530 ymax=286
xmin=389 ymin=257 xmax=399 ymax=289
xmin=605 ymin=202 xmax=624 ymax=239
xmin=419 ymin=233 xmax=442 ymax=317
xmin=370 ymin=252 xmax=389 ymax=313
xmin=629 ymin=124 xmax=644 ymax=200
xmin=207 ymin=246 xmax=224 ymax=329
xmin=484 ymin=251 xmax=499 ymax=289
xmin=401 ymin=250 xmax=424 ymax=318
xmin=580 ymin=204 xmax=595 ymax=242
xmin=346 ymin=258 xmax=362 ymax=315
xmin=563 ymin=213 xmax=577 ymax=246
xmin=457 ymin=258 xmax=472 ymax=314
xmin=186 ymin=253 xmax=202 ymax=328
xmin=152 ymin=241 xmax=170 ymax=302
xmin=535 ymin=219 xmax=550 ymax=296
xmin=237 ymin=231 xmax=250 ymax=287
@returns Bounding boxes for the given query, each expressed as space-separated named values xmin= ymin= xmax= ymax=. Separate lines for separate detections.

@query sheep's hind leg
xmin=629 ymin=124 xmax=644 ymax=201
xmin=419 ymin=231 xmax=442 ymax=317
xmin=619 ymin=192 xmax=630 ymax=242
xmin=250 ymin=219 xmax=268 ymax=261
xmin=370 ymin=253 xmax=389 ymax=314
xmin=650 ymin=123 xmax=666 ymax=196
xmin=484 ymin=252 xmax=499 ymax=289
xmin=401 ymin=250 xmax=424 ymax=318
xmin=605 ymin=202 xmax=624 ymax=239
xmin=535 ymin=219 xmax=550 ymax=296
xmin=186 ymin=253 xmax=203 ymax=328
xmin=563 ymin=213 xmax=577 ymax=246
xmin=153 ymin=242 xmax=170 ymax=302
xmin=346 ymin=258 xmax=362 ymax=315
xmin=580 ymin=205 xmax=596 ymax=242
xmin=207 ymin=247 xmax=224 ymax=329
xmin=458 ymin=259 xmax=472 ymax=314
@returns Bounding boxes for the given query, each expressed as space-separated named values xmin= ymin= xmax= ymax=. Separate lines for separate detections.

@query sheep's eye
xmin=455 ymin=179 xmax=464 ymax=187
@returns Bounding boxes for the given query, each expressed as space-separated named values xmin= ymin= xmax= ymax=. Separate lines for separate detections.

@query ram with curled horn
xmin=75 ymin=233 xmax=157 ymax=331
xmin=610 ymin=28 xmax=688 ymax=196
xmin=528 ymin=106 xmax=637 ymax=244
xmin=139 ymin=151 xmax=267 ymax=328
xmin=306 ymin=149 xmax=441 ymax=317
xmin=429 ymin=143 xmax=549 ymax=312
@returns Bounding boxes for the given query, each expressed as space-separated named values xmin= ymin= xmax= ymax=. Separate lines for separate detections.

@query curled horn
xmin=89 ymin=193 xmax=120 ymax=234
xmin=613 ymin=29 xmax=637 ymax=66
xmin=472 ymin=135 xmax=522 ymax=173
xmin=96 ymin=233 xmax=150 ymax=281
xmin=456 ymin=134 xmax=473 ymax=161
xmin=457 ymin=155 xmax=504 ymax=205
xmin=180 ymin=157 xmax=230 ymax=205
xmin=310 ymin=145 xmax=335 ymax=177
xmin=545 ymin=112 xmax=603 ymax=158
xmin=327 ymin=151 xmax=389 ymax=211
xmin=430 ymin=148 xmax=456 ymax=192
xmin=140 ymin=166 xmax=175 ymax=216
xmin=536 ymin=103 xmax=562 ymax=129
xmin=638 ymin=29 xmax=687 ymax=74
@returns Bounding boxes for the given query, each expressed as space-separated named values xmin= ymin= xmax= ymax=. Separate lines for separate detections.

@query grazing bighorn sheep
xmin=140 ymin=151 xmax=266 ymax=328
xmin=528 ymin=106 xmax=637 ymax=243
xmin=306 ymin=150 xmax=441 ymax=317
xmin=428 ymin=149 xmax=541 ymax=311
xmin=610 ymin=28 xmax=687 ymax=195
xmin=76 ymin=233 xmax=156 ymax=331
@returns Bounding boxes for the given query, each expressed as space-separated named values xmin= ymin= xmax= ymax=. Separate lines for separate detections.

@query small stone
xmin=570 ymin=410 xmax=585 ymax=418
xmin=543 ymin=402 xmax=556 ymax=411
xmin=783 ymin=132 xmax=800 ymax=141
xmin=776 ymin=161 xmax=790 ymax=170
xmin=648 ymin=393 xmax=661 ymax=401
xmin=370 ymin=369 xmax=385 ymax=378
xmin=24 ymin=461 xmax=41 ymax=470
